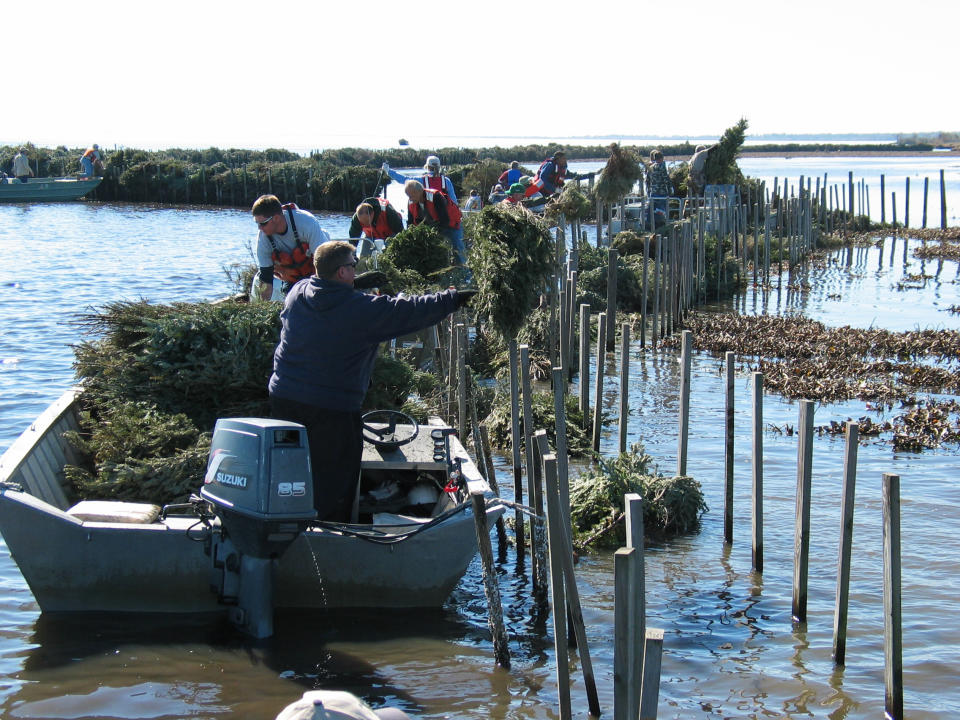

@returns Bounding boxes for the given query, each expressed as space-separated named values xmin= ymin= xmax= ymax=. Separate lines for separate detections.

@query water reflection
xmin=2 ymin=205 xmax=960 ymax=717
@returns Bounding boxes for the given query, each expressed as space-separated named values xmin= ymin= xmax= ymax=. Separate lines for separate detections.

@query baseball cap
xmin=275 ymin=691 xmax=410 ymax=720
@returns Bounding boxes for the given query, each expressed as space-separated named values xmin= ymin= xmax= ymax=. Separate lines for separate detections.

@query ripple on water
xmin=1 ymin=203 xmax=960 ymax=717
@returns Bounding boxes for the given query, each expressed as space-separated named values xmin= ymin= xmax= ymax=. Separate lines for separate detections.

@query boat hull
xmin=0 ymin=176 xmax=102 ymax=203
xmin=0 ymin=488 xmax=497 ymax=614
xmin=0 ymin=389 xmax=502 ymax=616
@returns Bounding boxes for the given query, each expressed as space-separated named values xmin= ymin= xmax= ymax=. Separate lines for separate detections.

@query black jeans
xmin=270 ymin=396 xmax=363 ymax=521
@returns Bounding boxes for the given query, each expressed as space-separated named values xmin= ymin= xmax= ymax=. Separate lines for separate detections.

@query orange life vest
xmin=360 ymin=197 xmax=394 ymax=240
xmin=409 ymin=189 xmax=461 ymax=229
xmin=528 ymin=156 xmax=567 ymax=196
xmin=267 ymin=204 xmax=313 ymax=283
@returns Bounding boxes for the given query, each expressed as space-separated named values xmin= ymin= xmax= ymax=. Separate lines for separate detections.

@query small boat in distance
xmin=0 ymin=176 xmax=102 ymax=203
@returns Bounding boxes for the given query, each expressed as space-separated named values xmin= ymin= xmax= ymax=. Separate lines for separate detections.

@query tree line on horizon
xmin=0 ymin=132 xmax=939 ymax=211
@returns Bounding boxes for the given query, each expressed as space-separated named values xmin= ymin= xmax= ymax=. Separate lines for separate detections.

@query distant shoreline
xmin=736 ymin=149 xmax=959 ymax=159
xmin=652 ymin=149 xmax=960 ymax=162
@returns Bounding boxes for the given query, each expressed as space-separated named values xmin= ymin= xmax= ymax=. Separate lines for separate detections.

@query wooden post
xmin=677 ymin=330 xmax=692 ymax=476
xmin=639 ymin=629 xmax=664 ymax=720
xmin=940 ymin=169 xmax=947 ymax=230
xmin=457 ymin=323 xmax=467 ymax=438
xmin=880 ymin=174 xmax=886 ymax=224
xmin=551 ymin=367 xmax=571 ymax=547
xmin=619 ymin=324 xmax=630 ymax=454
xmin=596 ymin=196 xmax=603 ymax=246
xmin=904 ymin=177 xmax=910 ymax=229
xmin=752 ymin=372 xmax=764 ymax=573
xmin=848 ymin=171 xmax=854 ymax=218
xmin=832 ymin=422 xmax=859 ymax=665
xmin=625 ymin=494 xmax=646 ymax=720
xmin=652 ymin=237 xmax=661 ymax=344
xmin=882 ymin=472 xmax=904 ymax=720
xmin=541 ymin=454 xmax=570 ymax=720
xmin=724 ymin=351 xmax=735 ymax=544
xmin=508 ymin=340 xmax=525 ymax=554
xmin=922 ymin=176 xmax=929 ymax=228
xmin=614 ymin=547 xmax=637 ymax=720
xmin=792 ymin=399 xmax=814 ymax=623
xmin=567 ymin=270 xmax=578 ymax=381
xmin=558 ymin=287 xmax=568 ymax=377
xmin=479 ymin=425 xmax=508 ymax=550
xmin=641 ymin=235 xmax=649 ymax=347
xmin=579 ymin=304 xmax=591 ymax=427
xmin=447 ymin=317 xmax=457 ymax=423
xmin=520 ymin=345 xmax=542 ymax=592
xmin=470 ymin=491 xmax=511 ymax=668
xmin=541 ymin=439 xmax=601 ymax=717
xmin=592 ymin=312 xmax=607 ymax=452
xmin=606 ymin=249 xmax=618 ymax=350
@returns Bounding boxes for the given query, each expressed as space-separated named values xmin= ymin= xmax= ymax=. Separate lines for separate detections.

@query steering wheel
xmin=361 ymin=409 xmax=420 ymax=449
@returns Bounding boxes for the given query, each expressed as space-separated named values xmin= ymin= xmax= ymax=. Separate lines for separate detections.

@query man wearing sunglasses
xmin=252 ymin=194 xmax=331 ymax=301
xmin=268 ymin=240 xmax=476 ymax=521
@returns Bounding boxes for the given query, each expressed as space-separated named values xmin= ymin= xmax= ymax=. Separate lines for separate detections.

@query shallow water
xmin=1 ymin=191 xmax=959 ymax=718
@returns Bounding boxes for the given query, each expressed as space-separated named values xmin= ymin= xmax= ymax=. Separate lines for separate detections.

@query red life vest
xmin=409 ymin=189 xmax=461 ymax=229
xmin=360 ymin=197 xmax=394 ymax=240
xmin=530 ymin=156 xmax=567 ymax=195
xmin=420 ymin=174 xmax=446 ymax=193
xmin=268 ymin=203 xmax=313 ymax=283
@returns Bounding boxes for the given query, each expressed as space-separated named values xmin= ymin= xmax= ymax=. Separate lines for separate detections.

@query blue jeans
xmin=444 ymin=225 xmax=466 ymax=265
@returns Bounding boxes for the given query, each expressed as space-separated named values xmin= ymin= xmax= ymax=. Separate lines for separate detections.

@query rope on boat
xmin=308 ymin=494 xmax=541 ymax=546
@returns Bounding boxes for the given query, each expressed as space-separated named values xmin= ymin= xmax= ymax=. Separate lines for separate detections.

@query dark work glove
xmin=455 ymin=289 xmax=478 ymax=309
xmin=354 ymin=270 xmax=387 ymax=290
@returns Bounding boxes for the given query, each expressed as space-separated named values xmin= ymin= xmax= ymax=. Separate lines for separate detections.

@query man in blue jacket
xmin=268 ymin=240 xmax=475 ymax=520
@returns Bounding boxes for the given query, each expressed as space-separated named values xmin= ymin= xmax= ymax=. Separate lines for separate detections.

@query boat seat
xmin=67 ymin=500 xmax=161 ymax=524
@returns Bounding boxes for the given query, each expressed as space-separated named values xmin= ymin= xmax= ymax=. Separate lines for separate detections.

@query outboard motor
xmin=202 ymin=418 xmax=316 ymax=638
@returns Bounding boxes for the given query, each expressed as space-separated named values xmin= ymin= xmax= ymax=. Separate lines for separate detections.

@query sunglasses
xmin=339 ymin=260 xmax=358 ymax=270
xmin=255 ymin=215 xmax=275 ymax=227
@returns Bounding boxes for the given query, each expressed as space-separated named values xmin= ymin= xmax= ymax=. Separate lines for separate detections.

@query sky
xmin=5 ymin=0 xmax=958 ymax=151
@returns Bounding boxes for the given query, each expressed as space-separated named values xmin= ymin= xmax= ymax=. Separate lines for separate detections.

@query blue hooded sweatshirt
xmin=268 ymin=277 xmax=458 ymax=411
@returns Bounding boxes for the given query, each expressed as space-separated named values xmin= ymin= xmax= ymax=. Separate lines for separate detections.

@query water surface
xmin=1 ymin=183 xmax=958 ymax=718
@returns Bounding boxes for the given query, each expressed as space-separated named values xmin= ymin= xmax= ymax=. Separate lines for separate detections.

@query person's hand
xmin=381 ymin=162 xmax=389 ymax=171
xmin=455 ymin=289 xmax=477 ymax=309
xmin=354 ymin=270 xmax=387 ymax=290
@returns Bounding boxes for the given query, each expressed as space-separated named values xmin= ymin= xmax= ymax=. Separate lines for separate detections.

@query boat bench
xmin=66 ymin=500 xmax=161 ymax=524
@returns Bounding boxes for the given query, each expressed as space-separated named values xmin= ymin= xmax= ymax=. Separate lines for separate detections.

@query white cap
xmin=423 ymin=155 xmax=441 ymax=171
xmin=275 ymin=691 xmax=410 ymax=720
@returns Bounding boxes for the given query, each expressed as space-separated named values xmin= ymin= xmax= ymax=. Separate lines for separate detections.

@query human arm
xmin=348 ymin=215 xmax=363 ymax=239
xmin=443 ymin=176 xmax=458 ymax=204
xmin=359 ymin=289 xmax=460 ymax=344
xmin=385 ymin=203 xmax=405 ymax=235
xmin=258 ymin=268 xmax=274 ymax=300
xmin=383 ymin=163 xmax=410 ymax=186
xmin=431 ymin=193 xmax=450 ymax=227
xmin=297 ymin=211 xmax=331 ymax=254
xmin=539 ymin=162 xmax=559 ymax=194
